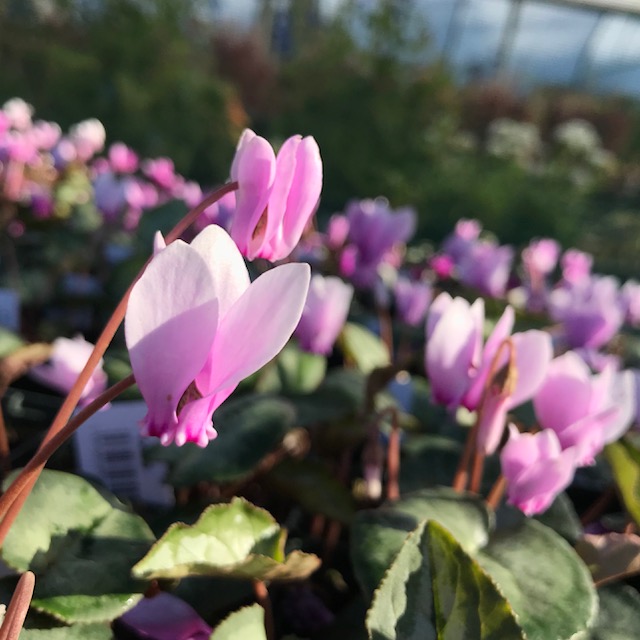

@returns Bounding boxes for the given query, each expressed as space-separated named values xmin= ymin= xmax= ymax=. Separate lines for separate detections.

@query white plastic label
xmin=73 ymin=400 xmax=174 ymax=507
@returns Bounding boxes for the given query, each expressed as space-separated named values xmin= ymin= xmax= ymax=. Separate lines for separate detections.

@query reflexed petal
xmin=463 ymin=304 xmax=514 ymax=409
xmin=533 ymin=351 xmax=593 ymax=432
xmin=254 ymin=135 xmax=299 ymax=256
xmin=426 ymin=297 xmax=478 ymax=408
xmin=508 ymin=330 xmax=553 ymax=407
xmin=125 ymin=242 xmax=218 ymax=439
xmin=425 ymin=292 xmax=453 ymax=339
xmin=601 ymin=370 xmax=635 ymax=444
xmin=197 ymin=262 xmax=311 ymax=395
xmin=279 ymin=136 xmax=323 ymax=258
xmin=189 ymin=225 xmax=250 ymax=319
xmin=229 ymin=134 xmax=275 ymax=256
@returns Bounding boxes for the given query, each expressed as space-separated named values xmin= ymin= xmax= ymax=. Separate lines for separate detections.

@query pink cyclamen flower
xmin=561 ymin=249 xmax=593 ymax=285
xmin=457 ymin=240 xmax=514 ymax=299
xmin=295 ymin=275 xmax=353 ymax=355
xmin=501 ymin=425 xmax=577 ymax=516
xmin=109 ymin=142 xmax=139 ymax=174
xmin=475 ymin=329 xmax=552 ymax=455
xmin=533 ymin=351 xmax=635 ymax=465
xmin=326 ymin=213 xmax=350 ymax=250
xmin=441 ymin=218 xmax=482 ymax=263
xmin=29 ymin=336 xmax=107 ymax=405
xmin=548 ymin=275 xmax=624 ymax=349
xmin=340 ymin=198 xmax=416 ymax=288
xmin=394 ymin=277 xmax=432 ymax=327
xmin=426 ymin=293 xmax=551 ymax=452
xmin=522 ymin=238 xmax=560 ymax=280
xmin=229 ymin=128 xmax=322 ymax=262
xmin=125 ymin=225 xmax=310 ymax=447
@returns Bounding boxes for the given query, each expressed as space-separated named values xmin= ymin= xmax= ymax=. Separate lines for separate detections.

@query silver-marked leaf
xmin=2 ymin=470 xmax=154 ymax=624
xmin=210 ymin=604 xmax=266 ymax=640
xmin=366 ymin=520 xmax=524 ymax=640
xmin=352 ymin=488 xmax=492 ymax=596
xmin=132 ymin=498 xmax=320 ymax=582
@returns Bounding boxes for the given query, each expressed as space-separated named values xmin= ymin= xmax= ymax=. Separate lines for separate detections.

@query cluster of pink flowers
xmin=0 ymin=97 xmax=209 ymax=234
xmin=17 ymin=106 xmax=640 ymax=523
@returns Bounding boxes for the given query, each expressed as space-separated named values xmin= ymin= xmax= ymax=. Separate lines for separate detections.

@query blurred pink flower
xmin=295 ymin=275 xmax=353 ymax=355
xmin=533 ymin=351 xmax=635 ymax=465
xmin=561 ymin=249 xmax=593 ymax=285
xmin=109 ymin=142 xmax=139 ymax=174
xmin=30 ymin=336 xmax=107 ymax=405
xmin=394 ymin=277 xmax=432 ymax=327
xmin=501 ymin=425 xmax=577 ymax=516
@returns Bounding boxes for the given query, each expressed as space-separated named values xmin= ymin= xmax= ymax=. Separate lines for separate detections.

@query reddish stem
xmin=386 ymin=409 xmax=401 ymax=501
xmin=0 ymin=571 xmax=35 ymax=640
xmin=486 ymin=475 xmax=507 ymax=511
xmin=0 ymin=376 xmax=135 ymax=543
xmin=253 ymin=580 xmax=275 ymax=640
xmin=0 ymin=179 xmax=237 ymax=544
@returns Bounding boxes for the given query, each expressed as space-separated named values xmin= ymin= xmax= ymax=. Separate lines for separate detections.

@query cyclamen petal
xmin=501 ymin=426 xmax=577 ymax=516
xmin=125 ymin=242 xmax=219 ymax=442
xmin=197 ymin=262 xmax=311 ymax=396
xmin=229 ymin=129 xmax=322 ymax=261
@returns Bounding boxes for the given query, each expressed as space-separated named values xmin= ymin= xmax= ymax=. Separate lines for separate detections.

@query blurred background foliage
xmin=3 ymin=0 xmax=640 ymax=273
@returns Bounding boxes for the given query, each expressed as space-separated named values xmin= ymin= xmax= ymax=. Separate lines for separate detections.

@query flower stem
xmin=0 ymin=182 xmax=237 ymax=546
xmin=386 ymin=408 xmax=401 ymax=501
xmin=0 ymin=376 xmax=135 ymax=544
xmin=486 ymin=475 xmax=507 ymax=511
xmin=469 ymin=450 xmax=485 ymax=494
xmin=253 ymin=580 xmax=275 ymax=640
xmin=0 ymin=571 xmax=35 ymax=640
xmin=452 ymin=421 xmax=478 ymax=492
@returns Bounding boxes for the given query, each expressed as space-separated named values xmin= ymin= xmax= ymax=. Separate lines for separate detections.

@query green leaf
xmin=353 ymin=488 xmax=597 ymax=640
xmin=476 ymin=518 xmax=597 ymax=640
xmin=0 ymin=327 xmax=25 ymax=358
xmin=575 ymin=584 xmax=640 ymax=639
xmin=352 ymin=488 xmax=492 ymax=596
xmin=339 ymin=323 xmax=390 ymax=374
xmin=149 ymin=396 xmax=296 ymax=487
xmin=276 ymin=344 xmax=327 ymax=394
xmin=290 ymin=369 xmax=366 ymax=427
xmin=20 ymin=624 xmax=114 ymax=639
xmin=132 ymin=498 xmax=320 ymax=582
xmin=264 ymin=458 xmax=355 ymax=524
xmin=210 ymin=604 xmax=266 ymax=640
xmin=2 ymin=470 xmax=154 ymax=624
xmin=366 ymin=520 xmax=524 ymax=640
xmin=534 ymin=492 xmax=582 ymax=544
xmin=605 ymin=440 xmax=640 ymax=527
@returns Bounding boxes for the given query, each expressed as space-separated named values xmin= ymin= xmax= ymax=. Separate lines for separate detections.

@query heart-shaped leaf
xmin=366 ymin=520 xmax=524 ymax=639
xmin=2 ymin=470 xmax=154 ymax=624
xmin=353 ymin=487 xmax=597 ymax=640
xmin=210 ymin=604 xmax=266 ymax=640
xmin=352 ymin=488 xmax=492 ymax=596
xmin=132 ymin=498 xmax=320 ymax=582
